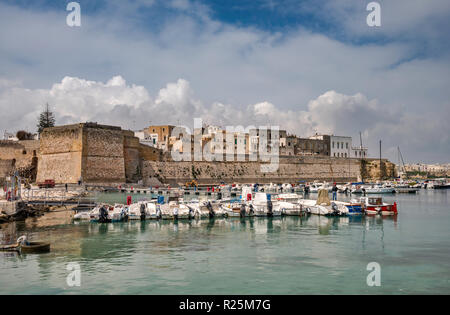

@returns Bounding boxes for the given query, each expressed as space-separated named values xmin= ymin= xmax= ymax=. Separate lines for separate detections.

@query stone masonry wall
xmin=123 ymin=131 xmax=141 ymax=183
xmin=82 ymin=125 xmax=126 ymax=183
xmin=0 ymin=140 xmax=39 ymax=168
xmin=0 ymin=159 xmax=14 ymax=185
xmin=143 ymin=156 xmax=361 ymax=185
xmin=36 ymin=125 xmax=83 ymax=184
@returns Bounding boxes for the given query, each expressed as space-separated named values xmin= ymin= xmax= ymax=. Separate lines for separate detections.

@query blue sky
xmin=0 ymin=0 xmax=449 ymax=163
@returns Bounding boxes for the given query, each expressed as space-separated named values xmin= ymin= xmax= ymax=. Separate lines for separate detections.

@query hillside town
xmin=133 ymin=125 xmax=369 ymax=159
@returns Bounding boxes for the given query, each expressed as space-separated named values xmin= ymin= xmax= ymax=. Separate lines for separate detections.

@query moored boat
xmin=361 ymin=197 xmax=398 ymax=216
xmin=248 ymin=192 xmax=281 ymax=217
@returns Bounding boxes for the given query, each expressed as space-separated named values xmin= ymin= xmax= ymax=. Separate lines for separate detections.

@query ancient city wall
xmin=362 ymin=159 xmax=396 ymax=180
xmin=143 ymin=156 xmax=361 ymax=185
xmin=0 ymin=159 xmax=14 ymax=185
xmin=82 ymin=125 xmax=126 ymax=183
xmin=37 ymin=125 xmax=83 ymax=184
xmin=0 ymin=140 xmax=39 ymax=168
xmin=123 ymin=131 xmax=141 ymax=182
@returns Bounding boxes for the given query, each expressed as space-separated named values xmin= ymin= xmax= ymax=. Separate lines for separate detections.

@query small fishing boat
xmin=365 ymin=185 xmax=396 ymax=194
xmin=220 ymin=201 xmax=245 ymax=217
xmin=73 ymin=210 xmax=92 ymax=220
xmin=128 ymin=201 xmax=158 ymax=220
xmin=361 ymin=197 xmax=398 ymax=216
xmin=276 ymin=201 xmax=303 ymax=216
xmin=21 ymin=241 xmax=51 ymax=254
xmin=186 ymin=200 xmax=222 ymax=219
xmin=248 ymin=193 xmax=281 ymax=217
xmin=160 ymin=198 xmax=194 ymax=220
xmin=333 ymin=200 xmax=363 ymax=215
xmin=300 ymin=190 xmax=348 ymax=216
xmin=308 ymin=183 xmax=332 ymax=193
xmin=274 ymin=193 xmax=304 ymax=216
xmin=1 ymin=236 xmax=50 ymax=254
xmin=108 ymin=204 xmax=128 ymax=222
xmin=89 ymin=204 xmax=113 ymax=223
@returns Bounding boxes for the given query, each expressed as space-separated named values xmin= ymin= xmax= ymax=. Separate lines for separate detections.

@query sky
xmin=0 ymin=0 xmax=449 ymax=163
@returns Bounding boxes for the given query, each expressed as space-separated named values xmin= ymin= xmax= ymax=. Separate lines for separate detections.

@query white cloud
xmin=0 ymin=1 xmax=448 ymax=163
xmin=1 ymin=75 xmax=447 ymax=163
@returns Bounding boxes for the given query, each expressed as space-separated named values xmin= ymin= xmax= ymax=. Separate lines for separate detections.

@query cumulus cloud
xmin=0 ymin=1 xmax=449 ymax=163
xmin=1 ymin=75 xmax=447 ymax=163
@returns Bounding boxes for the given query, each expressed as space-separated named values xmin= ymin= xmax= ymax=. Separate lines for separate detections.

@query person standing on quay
xmin=332 ymin=183 xmax=338 ymax=201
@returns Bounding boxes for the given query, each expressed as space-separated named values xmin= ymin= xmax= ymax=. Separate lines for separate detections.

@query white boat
xmin=350 ymin=185 xmax=364 ymax=194
xmin=365 ymin=185 xmax=396 ymax=194
xmin=248 ymin=192 xmax=281 ymax=217
xmin=128 ymin=201 xmax=159 ymax=220
xmin=186 ymin=200 xmax=224 ymax=219
xmin=309 ymin=183 xmax=332 ymax=193
xmin=274 ymin=193 xmax=304 ymax=216
xmin=361 ymin=197 xmax=398 ymax=216
xmin=84 ymin=204 xmax=113 ymax=222
xmin=108 ymin=204 xmax=128 ymax=222
xmin=73 ymin=210 xmax=91 ymax=220
xmin=220 ymin=201 xmax=248 ymax=217
xmin=299 ymin=190 xmax=348 ymax=216
xmin=275 ymin=201 xmax=303 ymax=216
xmin=160 ymin=200 xmax=193 ymax=220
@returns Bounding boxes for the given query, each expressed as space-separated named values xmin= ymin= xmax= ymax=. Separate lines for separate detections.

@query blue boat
xmin=345 ymin=203 xmax=363 ymax=215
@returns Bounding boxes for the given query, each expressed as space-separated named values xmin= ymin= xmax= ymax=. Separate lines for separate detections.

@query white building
xmin=134 ymin=130 xmax=158 ymax=148
xmin=3 ymin=131 xmax=18 ymax=141
xmin=309 ymin=134 xmax=367 ymax=158
xmin=330 ymin=136 xmax=351 ymax=158
xmin=351 ymin=146 xmax=368 ymax=158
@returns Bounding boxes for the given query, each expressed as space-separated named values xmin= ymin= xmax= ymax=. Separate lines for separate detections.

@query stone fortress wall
xmin=1 ymin=123 xmax=396 ymax=186
xmin=143 ymin=156 xmax=363 ymax=186
xmin=35 ymin=123 xmax=163 ymax=184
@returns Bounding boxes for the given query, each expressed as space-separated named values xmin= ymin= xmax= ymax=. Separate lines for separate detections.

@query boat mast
xmin=379 ymin=140 xmax=382 ymax=180
xmin=360 ymin=132 xmax=364 ymax=183
xmin=398 ymin=146 xmax=407 ymax=179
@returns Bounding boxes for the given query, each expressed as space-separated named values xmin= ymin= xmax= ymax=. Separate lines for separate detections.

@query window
xmin=346 ymin=143 xmax=348 ymax=149
xmin=345 ymin=153 xmax=347 ymax=157
xmin=332 ymin=141 xmax=335 ymax=148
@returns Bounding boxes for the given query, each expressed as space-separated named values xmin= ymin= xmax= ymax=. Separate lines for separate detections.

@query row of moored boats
xmin=74 ymin=187 xmax=398 ymax=223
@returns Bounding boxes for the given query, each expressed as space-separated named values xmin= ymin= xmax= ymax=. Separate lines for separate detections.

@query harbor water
xmin=0 ymin=190 xmax=449 ymax=294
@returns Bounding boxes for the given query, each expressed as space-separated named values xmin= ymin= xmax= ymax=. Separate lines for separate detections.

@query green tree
xmin=16 ymin=130 xmax=34 ymax=140
xmin=37 ymin=103 xmax=55 ymax=134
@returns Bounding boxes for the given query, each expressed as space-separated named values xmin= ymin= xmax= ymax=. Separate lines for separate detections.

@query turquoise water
xmin=0 ymin=190 xmax=449 ymax=294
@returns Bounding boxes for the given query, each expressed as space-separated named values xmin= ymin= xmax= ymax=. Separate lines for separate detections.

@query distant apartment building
xmin=137 ymin=124 xmax=367 ymax=160
xmin=404 ymin=163 xmax=450 ymax=176
xmin=308 ymin=134 xmax=367 ymax=158
xmin=134 ymin=130 xmax=158 ymax=147
xmin=249 ymin=128 xmax=286 ymax=155
xmin=140 ymin=125 xmax=176 ymax=151
xmin=351 ymin=146 xmax=368 ymax=158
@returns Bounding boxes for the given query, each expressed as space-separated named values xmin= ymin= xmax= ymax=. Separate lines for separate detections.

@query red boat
xmin=361 ymin=197 xmax=398 ymax=216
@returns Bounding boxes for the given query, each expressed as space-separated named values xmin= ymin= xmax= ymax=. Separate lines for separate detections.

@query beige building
xmin=146 ymin=125 xmax=176 ymax=151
